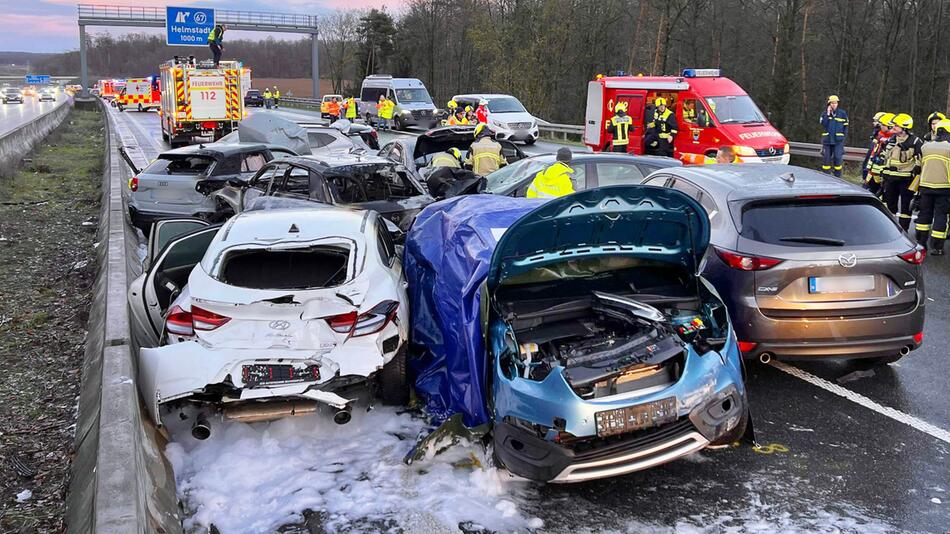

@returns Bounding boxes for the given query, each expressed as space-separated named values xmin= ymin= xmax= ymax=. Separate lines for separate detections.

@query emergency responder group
xmin=604 ymin=97 xmax=678 ymax=157
xmin=429 ymin=124 xmax=507 ymax=176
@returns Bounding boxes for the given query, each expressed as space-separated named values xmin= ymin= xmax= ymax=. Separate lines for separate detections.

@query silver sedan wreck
xmin=127 ymin=208 xmax=409 ymax=437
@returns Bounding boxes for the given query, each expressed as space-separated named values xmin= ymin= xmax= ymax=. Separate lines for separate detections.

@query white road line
xmin=771 ymin=360 xmax=950 ymax=445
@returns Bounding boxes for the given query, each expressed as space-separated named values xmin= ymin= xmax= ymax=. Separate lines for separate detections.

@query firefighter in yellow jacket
xmin=466 ymin=124 xmax=507 ymax=176
xmin=527 ymin=148 xmax=575 ymax=199
xmin=605 ymin=101 xmax=633 ymax=152
xmin=880 ymin=113 xmax=923 ymax=230
xmin=646 ymin=97 xmax=678 ymax=157
xmin=915 ymin=119 xmax=950 ymax=255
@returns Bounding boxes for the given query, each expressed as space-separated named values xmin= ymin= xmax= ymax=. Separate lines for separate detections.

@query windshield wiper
xmin=779 ymin=236 xmax=846 ymax=246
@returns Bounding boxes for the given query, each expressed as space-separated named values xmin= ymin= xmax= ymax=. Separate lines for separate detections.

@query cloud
xmin=3 ymin=14 xmax=76 ymax=37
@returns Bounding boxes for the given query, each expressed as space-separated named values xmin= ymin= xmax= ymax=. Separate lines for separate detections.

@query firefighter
xmin=880 ymin=113 xmax=922 ymax=231
xmin=914 ymin=119 xmax=950 ymax=255
xmin=819 ymin=95 xmax=849 ymax=177
xmin=605 ymin=101 xmax=633 ymax=153
xmin=345 ymin=96 xmax=358 ymax=120
xmin=527 ymin=147 xmax=575 ymax=199
xmin=430 ymin=147 xmax=463 ymax=169
xmin=647 ymin=97 xmax=678 ymax=157
xmin=476 ymin=100 xmax=489 ymax=124
xmin=263 ymin=87 xmax=273 ymax=109
xmin=923 ymin=111 xmax=948 ymax=142
xmin=466 ymin=124 xmax=506 ymax=176
xmin=208 ymin=24 xmax=226 ymax=68
xmin=866 ymin=112 xmax=896 ymax=196
xmin=862 ymin=112 xmax=886 ymax=181
xmin=464 ymin=105 xmax=476 ymax=123
xmin=273 ymin=86 xmax=281 ymax=108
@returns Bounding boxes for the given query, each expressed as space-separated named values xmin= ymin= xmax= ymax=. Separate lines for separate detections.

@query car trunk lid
xmin=137 ymin=154 xmax=216 ymax=205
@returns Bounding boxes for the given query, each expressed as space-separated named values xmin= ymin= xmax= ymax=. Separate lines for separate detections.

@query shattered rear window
xmin=218 ymin=246 xmax=350 ymax=289
xmin=145 ymin=156 xmax=215 ymax=175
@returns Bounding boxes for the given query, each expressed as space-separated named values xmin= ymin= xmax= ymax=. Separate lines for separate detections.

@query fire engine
xmin=159 ymin=57 xmax=244 ymax=147
xmin=115 ymin=76 xmax=160 ymax=112
xmin=584 ymin=69 xmax=790 ymax=164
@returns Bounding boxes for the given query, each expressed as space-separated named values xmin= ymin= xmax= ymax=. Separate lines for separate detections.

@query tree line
xmin=37 ymin=0 xmax=950 ymax=143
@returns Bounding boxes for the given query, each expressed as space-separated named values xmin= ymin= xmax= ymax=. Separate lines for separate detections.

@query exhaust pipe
xmin=224 ymin=401 xmax=317 ymax=424
xmin=192 ymin=412 xmax=211 ymax=440
xmin=333 ymin=408 xmax=352 ymax=425
xmin=759 ymin=352 xmax=773 ymax=364
xmin=900 ymin=345 xmax=911 ymax=356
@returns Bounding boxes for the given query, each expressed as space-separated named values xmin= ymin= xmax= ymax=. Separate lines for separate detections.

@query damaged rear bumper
xmin=138 ymin=341 xmax=358 ymax=427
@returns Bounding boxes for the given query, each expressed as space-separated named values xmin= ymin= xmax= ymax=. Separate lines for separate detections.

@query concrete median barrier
xmin=65 ymin=100 xmax=181 ymax=534
xmin=0 ymin=98 xmax=73 ymax=180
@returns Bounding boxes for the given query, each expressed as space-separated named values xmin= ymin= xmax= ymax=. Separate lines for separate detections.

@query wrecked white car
xmin=127 ymin=208 xmax=409 ymax=436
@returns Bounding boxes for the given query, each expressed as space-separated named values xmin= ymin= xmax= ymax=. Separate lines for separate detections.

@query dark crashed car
xmin=207 ymin=153 xmax=434 ymax=231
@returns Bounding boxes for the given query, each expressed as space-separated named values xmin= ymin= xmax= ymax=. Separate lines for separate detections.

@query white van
xmin=358 ymin=75 xmax=438 ymax=130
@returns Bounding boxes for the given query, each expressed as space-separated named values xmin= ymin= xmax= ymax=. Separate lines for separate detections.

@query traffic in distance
xmin=80 ymin=55 xmax=949 ymax=530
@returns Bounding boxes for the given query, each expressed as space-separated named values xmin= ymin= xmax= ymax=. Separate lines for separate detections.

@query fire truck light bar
xmin=682 ymin=69 xmax=721 ymax=78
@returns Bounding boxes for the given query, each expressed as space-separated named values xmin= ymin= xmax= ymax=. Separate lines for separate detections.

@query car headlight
xmin=733 ymin=145 xmax=757 ymax=156
xmin=401 ymin=110 xmax=412 ymax=116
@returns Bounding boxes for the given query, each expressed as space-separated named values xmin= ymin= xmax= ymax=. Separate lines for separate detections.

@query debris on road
xmin=14 ymin=490 xmax=32 ymax=503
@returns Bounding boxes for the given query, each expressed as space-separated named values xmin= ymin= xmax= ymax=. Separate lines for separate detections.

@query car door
xmin=129 ymin=221 xmax=216 ymax=347
xmin=590 ymin=161 xmax=645 ymax=188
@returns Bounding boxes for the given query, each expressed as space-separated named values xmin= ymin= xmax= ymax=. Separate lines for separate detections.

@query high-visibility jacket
xmin=327 ymin=100 xmax=341 ymax=117
xmin=820 ymin=108 xmax=849 ymax=145
xmin=880 ymin=132 xmax=922 ymax=181
xmin=866 ymin=130 xmax=894 ymax=182
xmin=345 ymin=97 xmax=357 ymax=119
xmin=648 ymin=108 xmax=678 ymax=146
xmin=606 ymin=114 xmax=633 ymax=146
xmin=430 ymin=151 xmax=462 ymax=169
xmin=527 ymin=162 xmax=575 ymax=199
xmin=274 ymin=90 xmax=281 ymax=99
xmin=379 ymin=100 xmax=395 ymax=119
xmin=263 ymin=90 xmax=273 ymax=99
xmin=466 ymin=137 xmax=506 ymax=175
xmin=208 ymin=25 xmax=225 ymax=45
xmin=920 ymin=141 xmax=950 ymax=190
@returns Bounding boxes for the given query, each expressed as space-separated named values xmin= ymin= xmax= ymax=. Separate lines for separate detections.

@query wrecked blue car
xmin=406 ymin=186 xmax=748 ymax=483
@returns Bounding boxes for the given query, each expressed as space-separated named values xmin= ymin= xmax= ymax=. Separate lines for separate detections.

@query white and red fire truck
xmin=115 ymin=76 xmax=160 ymax=112
xmin=159 ymin=57 xmax=245 ymax=147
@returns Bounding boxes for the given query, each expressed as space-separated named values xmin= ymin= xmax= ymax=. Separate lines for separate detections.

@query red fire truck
xmin=97 ymin=79 xmax=124 ymax=101
xmin=115 ymin=76 xmax=160 ymax=112
xmin=584 ymin=69 xmax=789 ymax=164
xmin=159 ymin=57 xmax=244 ymax=147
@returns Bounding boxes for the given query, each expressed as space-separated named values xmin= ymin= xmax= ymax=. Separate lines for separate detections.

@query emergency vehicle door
xmin=616 ymin=93 xmax=646 ymax=154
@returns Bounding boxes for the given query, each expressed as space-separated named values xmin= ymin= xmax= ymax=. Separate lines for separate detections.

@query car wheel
xmin=394 ymin=116 xmax=406 ymax=131
xmin=378 ymin=346 xmax=409 ymax=405
xmin=524 ymin=138 xmax=536 ymax=145
xmin=709 ymin=406 xmax=749 ymax=447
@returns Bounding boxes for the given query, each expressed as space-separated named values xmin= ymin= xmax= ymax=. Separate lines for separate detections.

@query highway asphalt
xmin=0 ymin=93 xmax=66 ymax=138
xmin=110 ymin=104 xmax=950 ymax=532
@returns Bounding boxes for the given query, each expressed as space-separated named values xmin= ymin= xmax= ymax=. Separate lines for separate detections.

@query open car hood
xmin=237 ymin=113 xmax=312 ymax=155
xmin=487 ymin=185 xmax=710 ymax=289
xmin=412 ymin=126 xmax=478 ymax=161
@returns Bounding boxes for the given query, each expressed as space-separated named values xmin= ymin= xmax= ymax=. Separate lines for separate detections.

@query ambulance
xmin=97 ymin=79 xmax=124 ymax=101
xmin=159 ymin=57 xmax=244 ymax=147
xmin=115 ymin=76 xmax=160 ymax=112
xmin=584 ymin=69 xmax=790 ymax=164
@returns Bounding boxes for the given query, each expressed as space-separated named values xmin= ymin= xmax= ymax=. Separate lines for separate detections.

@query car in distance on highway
xmin=128 ymin=208 xmax=409 ymax=433
xmin=641 ymin=164 xmax=925 ymax=364
xmin=320 ymin=93 xmax=343 ymax=119
xmin=38 ymin=89 xmax=56 ymax=102
xmin=2 ymin=87 xmax=23 ymax=104
xmin=207 ymin=153 xmax=434 ymax=232
xmin=124 ymin=143 xmax=297 ymax=231
xmin=486 ymin=152 xmax=682 ymax=197
xmin=243 ymin=89 xmax=264 ymax=107
xmin=452 ymin=93 xmax=540 ymax=144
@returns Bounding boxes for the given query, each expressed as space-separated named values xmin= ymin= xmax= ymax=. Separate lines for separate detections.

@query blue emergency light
xmin=682 ymin=68 xmax=722 ymax=78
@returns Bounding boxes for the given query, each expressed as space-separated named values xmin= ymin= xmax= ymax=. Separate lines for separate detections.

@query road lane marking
xmin=771 ymin=360 xmax=950 ymax=445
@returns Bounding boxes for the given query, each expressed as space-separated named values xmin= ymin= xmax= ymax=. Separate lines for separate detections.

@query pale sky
xmin=0 ymin=0 xmax=399 ymax=53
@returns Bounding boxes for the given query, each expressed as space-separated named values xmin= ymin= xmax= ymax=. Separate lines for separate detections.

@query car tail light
xmin=899 ymin=246 xmax=926 ymax=265
xmin=913 ymin=331 xmax=923 ymax=344
xmin=325 ymin=301 xmax=399 ymax=337
xmin=191 ymin=306 xmax=231 ymax=331
xmin=737 ymin=341 xmax=758 ymax=353
xmin=165 ymin=305 xmax=194 ymax=336
xmin=714 ymin=247 xmax=783 ymax=271
xmin=129 ymin=176 xmax=139 ymax=192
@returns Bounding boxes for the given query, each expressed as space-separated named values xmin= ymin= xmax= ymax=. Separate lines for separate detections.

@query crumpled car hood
xmin=237 ymin=113 xmax=312 ymax=155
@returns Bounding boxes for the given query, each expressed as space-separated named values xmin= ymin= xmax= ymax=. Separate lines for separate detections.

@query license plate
xmin=242 ymin=364 xmax=320 ymax=388
xmin=808 ymin=275 xmax=875 ymax=294
xmin=594 ymin=397 xmax=677 ymax=438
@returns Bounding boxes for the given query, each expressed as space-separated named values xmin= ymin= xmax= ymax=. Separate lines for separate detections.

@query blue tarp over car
xmin=405 ymin=195 xmax=544 ymax=427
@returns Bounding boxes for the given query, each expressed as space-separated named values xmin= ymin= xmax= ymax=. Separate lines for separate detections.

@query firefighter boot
xmin=930 ymin=238 xmax=945 ymax=256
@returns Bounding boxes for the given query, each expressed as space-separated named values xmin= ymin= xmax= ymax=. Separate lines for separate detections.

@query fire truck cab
xmin=159 ymin=57 xmax=244 ymax=147
xmin=584 ymin=69 xmax=789 ymax=164
xmin=116 ymin=76 xmax=160 ymax=112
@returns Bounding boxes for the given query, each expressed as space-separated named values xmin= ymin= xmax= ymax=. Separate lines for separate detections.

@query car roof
xmin=283 ymin=153 xmax=392 ymax=170
xmin=453 ymin=93 xmax=518 ymax=101
xmin=159 ymin=143 xmax=270 ymax=159
xmin=518 ymin=152 xmax=682 ymax=167
xmin=221 ymin=207 xmax=370 ymax=245
xmin=660 ymin=164 xmax=874 ymax=202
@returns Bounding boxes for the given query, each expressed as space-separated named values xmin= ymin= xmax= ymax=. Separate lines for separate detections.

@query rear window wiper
xmin=779 ymin=236 xmax=846 ymax=246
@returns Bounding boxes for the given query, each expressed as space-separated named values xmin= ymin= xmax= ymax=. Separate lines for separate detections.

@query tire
xmin=394 ymin=116 xmax=405 ymax=131
xmin=161 ymin=130 xmax=169 ymax=142
xmin=524 ymin=138 xmax=536 ymax=145
xmin=378 ymin=346 xmax=409 ymax=405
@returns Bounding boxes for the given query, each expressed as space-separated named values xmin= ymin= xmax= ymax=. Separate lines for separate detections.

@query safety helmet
xmin=928 ymin=111 xmax=947 ymax=124
xmin=936 ymin=119 xmax=950 ymax=134
xmin=448 ymin=147 xmax=462 ymax=160
xmin=654 ymin=97 xmax=667 ymax=107
xmin=447 ymin=100 xmax=458 ymax=109
xmin=873 ymin=112 xmax=885 ymax=122
xmin=474 ymin=123 xmax=489 ymax=138
xmin=615 ymin=101 xmax=628 ymax=112
xmin=893 ymin=113 xmax=913 ymax=130
xmin=879 ymin=112 xmax=896 ymax=127
xmin=479 ymin=99 xmax=488 ymax=106
xmin=828 ymin=95 xmax=840 ymax=103
xmin=465 ymin=105 xmax=473 ymax=112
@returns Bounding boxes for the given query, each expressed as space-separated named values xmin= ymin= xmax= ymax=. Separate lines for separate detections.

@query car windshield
xmin=145 ymin=156 xmax=215 ymax=176
xmin=394 ymin=88 xmax=432 ymax=104
xmin=485 ymin=157 xmax=553 ymax=192
xmin=740 ymin=198 xmax=902 ymax=246
xmin=487 ymin=97 xmax=526 ymax=113
xmin=247 ymin=90 xmax=260 ymax=96
xmin=705 ymin=95 xmax=767 ymax=124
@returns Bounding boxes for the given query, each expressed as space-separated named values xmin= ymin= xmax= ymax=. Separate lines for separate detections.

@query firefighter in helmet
xmin=646 ymin=97 xmax=678 ymax=157
xmin=915 ymin=119 xmax=950 ymax=255
xmin=605 ymin=101 xmax=633 ymax=153
xmin=880 ymin=113 xmax=922 ymax=231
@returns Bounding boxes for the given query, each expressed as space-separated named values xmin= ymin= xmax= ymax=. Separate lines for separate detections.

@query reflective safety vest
xmin=379 ymin=100 xmax=394 ymax=119
xmin=274 ymin=90 xmax=281 ymax=99
xmin=881 ymin=132 xmax=922 ymax=181
xmin=327 ymin=101 xmax=341 ymax=116
xmin=866 ymin=130 xmax=894 ymax=183
xmin=466 ymin=137 xmax=506 ymax=175
xmin=208 ymin=26 xmax=224 ymax=45
xmin=430 ymin=151 xmax=461 ymax=169
xmin=648 ymin=108 xmax=678 ymax=144
xmin=920 ymin=141 xmax=950 ymax=189
xmin=263 ymin=90 xmax=273 ymax=99
xmin=345 ymin=98 xmax=357 ymax=118
xmin=527 ymin=162 xmax=575 ymax=199
xmin=606 ymin=114 xmax=632 ymax=146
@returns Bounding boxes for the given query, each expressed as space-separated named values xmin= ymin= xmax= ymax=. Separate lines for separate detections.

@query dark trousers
xmin=210 ymin=44 xmax=222 ymax=67
xmin=915 ymin=190 xmax=950 ymax=249
xmin=821 ymin=142 xmax=844 ymax=177
xmin=883 ymin=177 xmax=914 ymax=230
xmin=611 ymin=143 xmax=628 ymax=153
